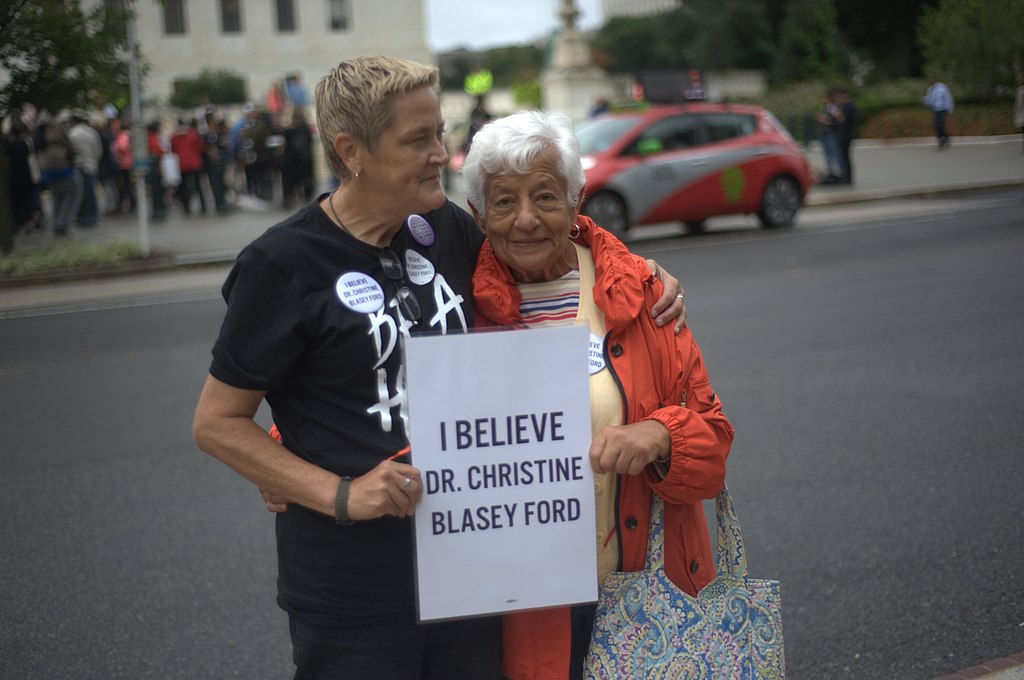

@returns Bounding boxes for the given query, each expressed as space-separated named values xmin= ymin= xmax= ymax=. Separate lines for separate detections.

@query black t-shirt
xmin=209 ymin=196 xmax=483 ymax=621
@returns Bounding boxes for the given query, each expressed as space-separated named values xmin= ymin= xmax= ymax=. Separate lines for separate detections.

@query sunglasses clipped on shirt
xmin=377 ymin=248 xmax=422 ymax=325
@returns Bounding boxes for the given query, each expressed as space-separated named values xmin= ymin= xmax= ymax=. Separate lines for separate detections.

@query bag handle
xmin=714 ymin=483 xmax=748 ymax=579
xmin=644 ymin=483 xmax=748 ymax=581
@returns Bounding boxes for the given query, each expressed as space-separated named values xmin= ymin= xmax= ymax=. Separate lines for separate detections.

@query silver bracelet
xmin=335 ymin=476 xmax=354 ymax=525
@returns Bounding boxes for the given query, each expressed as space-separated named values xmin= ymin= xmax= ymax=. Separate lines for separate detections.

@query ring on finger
xmin=676 ymin=293 xmax=685 ymax=301
xmin=402 ymin=477 xmax=413 ymax=492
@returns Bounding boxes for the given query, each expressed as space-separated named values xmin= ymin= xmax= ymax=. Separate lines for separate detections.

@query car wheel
xmin=684 ymin=220 xmax=706 ymax=234
xmin=757 ymin=176 xmax=801 ymax=229
xmin=583 ymin=191 xmax=628 ymax=239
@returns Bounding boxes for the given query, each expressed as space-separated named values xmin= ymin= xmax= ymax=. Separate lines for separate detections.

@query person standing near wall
xmin=36 ymin=113 xmax=81 ymax=237
xmin=110 ymin=117 xmax=136 ymax=213
xmin=68 ymin=113 xmax=104 ymax=226
xmin=5 ymin=118 xmax=41 ymax=233
xmin=922 ymin=78 xmax=954 ymax=149
xmin=280 ymin=109 xmax=314 ymax=210
xmin=146 ymin=121 xmax=167 ymax=221
xmin=204 ymin=118 xmax=233 ymax=214
xmin=171 ymin=118 xmax=208 ymax=215
xmin=815 ymin=90 xmax=844 ymax=184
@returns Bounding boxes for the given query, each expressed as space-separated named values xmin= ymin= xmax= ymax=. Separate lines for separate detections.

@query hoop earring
xmin=569 ymin=223 xmax=581 ymax=240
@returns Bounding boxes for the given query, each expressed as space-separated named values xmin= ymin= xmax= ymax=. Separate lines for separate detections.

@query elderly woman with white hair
xmin=463 ymin=111 xmax=735 ymax=680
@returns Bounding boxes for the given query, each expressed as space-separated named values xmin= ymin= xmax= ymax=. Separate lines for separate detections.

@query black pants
xmin=933 ymin=110 xmax=950 ymax=145
xmin=289 ymin=611 xmax=502 ymax=680
xmin=839 ymin=137 xmax=853 ymax=184
xmin=569 ymin=604 xmax=598 ymax=679
xmin=178 ymin=170 xmax=207 ymax=214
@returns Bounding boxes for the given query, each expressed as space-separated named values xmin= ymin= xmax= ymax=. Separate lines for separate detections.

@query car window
xmin=632 ymin=115 xmax=701 ymax=154
xmin=701 ymin=113 xmax=757 ymax=142
xmin=576 ymin=116 xmax=644 ymax=155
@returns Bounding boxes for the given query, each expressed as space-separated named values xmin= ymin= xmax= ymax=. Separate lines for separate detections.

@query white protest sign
xmin=404 ymin=324 xmax=597 ymax=622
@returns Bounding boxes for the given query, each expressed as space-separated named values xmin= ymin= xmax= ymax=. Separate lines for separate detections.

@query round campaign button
xmin=407 ymin=214 xmax=436 ymax=247
xmin=335 ymin=272 xmax=385 ymax=313
xmin=404 ymin=250 xmax=435 ymax=285
xmin=588 ymin=333 xmax=606 ymax=374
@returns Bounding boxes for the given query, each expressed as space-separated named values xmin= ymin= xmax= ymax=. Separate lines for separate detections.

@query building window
xmin=103 ymin=0 xmax=127 ymax=14
xmin=163 ymin=0 xmax=187 ymax=35
xmin=328 ymin=0 xmax=350 ymax=31
xmin=277 ymin=0 xmax=296 ymax=32
xmin=221 ymin=0 xmax=242 ymax=33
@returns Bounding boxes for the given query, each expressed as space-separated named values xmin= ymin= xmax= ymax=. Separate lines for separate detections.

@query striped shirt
xmin=516 ymin=270 xmax=581 ymax=327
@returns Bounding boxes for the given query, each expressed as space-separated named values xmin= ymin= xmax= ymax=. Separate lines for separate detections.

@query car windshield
xmin=576 ymin=116 xmax=643 ymax=155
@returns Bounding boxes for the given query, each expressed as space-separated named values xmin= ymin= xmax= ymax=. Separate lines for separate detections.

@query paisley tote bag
xmin=585 ymin=485 xmax=785 ymax=679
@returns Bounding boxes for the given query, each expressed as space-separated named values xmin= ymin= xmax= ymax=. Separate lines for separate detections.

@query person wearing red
xmin=145 ymin=121 xmax=166 ymax=220
xmin=110 ymin=118 xmax=136 ymax=213
xmin=170 ymin=118 xmax=208 ymax=215
xmin=464 ymin=110 xmax=734 ymax=679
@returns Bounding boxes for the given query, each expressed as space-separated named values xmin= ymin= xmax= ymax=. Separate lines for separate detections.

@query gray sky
xmin=425 ymin=0 xmax=604 ymax=52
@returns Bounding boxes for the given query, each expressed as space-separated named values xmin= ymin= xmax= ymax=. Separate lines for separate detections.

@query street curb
xmin=806 ymin=178 xmax=1024 ymax=207
xmin=1 ymin=178 xmax=1020 ymax=290
xmin=849 ymin=135 xmax=1019 ymax=150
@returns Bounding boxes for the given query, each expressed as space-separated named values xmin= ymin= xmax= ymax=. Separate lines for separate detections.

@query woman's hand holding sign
xmin=348 ymin=461 xmax=423 ymax=520
xmin=588 ymin=421 xmax=671 ymax=476
xmin=261 ymin=460 xmax=423 ymax=519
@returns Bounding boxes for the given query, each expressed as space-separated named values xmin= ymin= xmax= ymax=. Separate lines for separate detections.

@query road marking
xmin=0 ymin=290 xmax=222 ymax=319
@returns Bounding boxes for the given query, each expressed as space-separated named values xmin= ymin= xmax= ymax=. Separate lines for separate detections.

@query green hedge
xmin=858 ymin=104 xmax=1018 ymax=138
xmin=741 ymin=79 xmax=1016 ymax=141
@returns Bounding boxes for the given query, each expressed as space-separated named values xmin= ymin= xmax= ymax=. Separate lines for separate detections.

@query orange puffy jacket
xmin=472 ymin=216 xmax=734 ymax=679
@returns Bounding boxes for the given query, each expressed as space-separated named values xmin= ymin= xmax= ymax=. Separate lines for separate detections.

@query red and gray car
xmin=578 ymin=103 xmax=812 ymax=236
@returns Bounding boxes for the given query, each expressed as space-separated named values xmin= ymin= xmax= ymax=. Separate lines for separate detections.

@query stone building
xmin=110 ymin=0 xmax=432 ymax=108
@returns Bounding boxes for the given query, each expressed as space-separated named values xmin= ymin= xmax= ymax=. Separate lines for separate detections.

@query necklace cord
xmin=327 ymin=191 xmax=352 ymax=236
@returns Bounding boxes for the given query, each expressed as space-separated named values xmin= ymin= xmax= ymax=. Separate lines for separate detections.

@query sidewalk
xmin=806 ymin=134 xmax=1024 ymax=207
xmin=936 ymin=652 xmax=1024 ymax=680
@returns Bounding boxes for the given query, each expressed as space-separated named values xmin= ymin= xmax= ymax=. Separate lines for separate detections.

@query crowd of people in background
xmin=9 ymin=70 xmax=1024 ymax=241
xmin=3 ymin=73 xmax=317 ymax=240
xmin=141 ymin=92 xmax=316 ymax=222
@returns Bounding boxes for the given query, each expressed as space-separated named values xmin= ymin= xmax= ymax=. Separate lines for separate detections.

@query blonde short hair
xmin=315 ymin=55 xmax=439 ymax=181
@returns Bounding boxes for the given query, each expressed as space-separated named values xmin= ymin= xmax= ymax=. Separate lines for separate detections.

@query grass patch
xmin=0 ymin=239 xmax=145 ymax=278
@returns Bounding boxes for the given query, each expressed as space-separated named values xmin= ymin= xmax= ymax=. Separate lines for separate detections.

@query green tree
xmin=836 ymin=0 xmax=938 ymax=79
xmin=918 ymin=0 xmax=1024 ymax=95
xmin=0 ymin=0 xmax=136 ymax=253
xmin=436 ymin=51 xmax=475 ymax=92
xmin=686 ymin=0 xmax=775 ymax=71
xmin=485 ymin=45 xmax=545 ymax=88
xmin=0 ymin=0 xmax=134 ymax=120
xmin=169 ymin=69 xmax=247 ymax=109
xmin=774 ymin=0 xmax=846 ymax=83
xmin=591 ymin=9 xmax=697 ymax=74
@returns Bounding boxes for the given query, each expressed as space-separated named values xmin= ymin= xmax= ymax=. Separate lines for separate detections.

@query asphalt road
xmin=626 ymin=189 xmax=1024 ymax=678
xmin=1 ymin=189 xmax=1022 ymax=679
